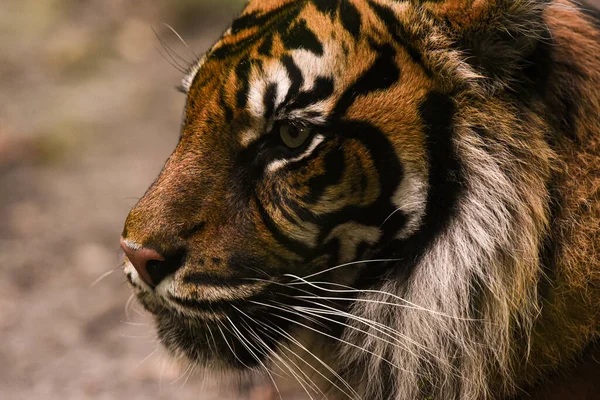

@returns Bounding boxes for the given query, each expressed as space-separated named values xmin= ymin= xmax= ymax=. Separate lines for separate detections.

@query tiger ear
xmin=420 ymin=0 xmax=549 ymax=80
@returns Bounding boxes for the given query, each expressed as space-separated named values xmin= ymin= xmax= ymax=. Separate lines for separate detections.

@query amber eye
xmin=279 ymin=123 xmax=312 ymax=149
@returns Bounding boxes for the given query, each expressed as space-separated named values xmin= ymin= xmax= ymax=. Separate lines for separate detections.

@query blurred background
xmin=0 ymin=0 xmax=303 ymax=398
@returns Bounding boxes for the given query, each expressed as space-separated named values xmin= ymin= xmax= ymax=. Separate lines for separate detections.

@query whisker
xmin=243 ymin=266 xmax=275 ymax=280
xmin=215 ymin=321 xmax=253 ymax=370
xmin=271 ymin=300 xmax=330 ymax=329
xmin=120 ymin=320 xmax=149 ymax=326
xmin=290 ymin=297 xmax=477 ymax=383
xmin=293 ymin=297 xmax=434 ymax=352
xmin=152 ymin=26 xmax=192 ymax=70
xmin=253 ymin=312 xmax=362 ymax=400
xmin=293 ymin=259 xmax=402 ymax=281
xmin=292 ymin=303 xmax=461 ymax=376
xmin=244 ymin=278 xmax=339 ymax=308
xmin=251 ymin=301 xmax=423 ymax=379
xmin=245 ymin=321 xmax=327 ymax=400
xmin=90 ymin=265 xmax=122 ymax=288
xmin=248 ymin=301 xmax=355 ymax=393
xmin=224 ymin=317 xmax=284 ymax=399
xmin=124 ymin=293 xmax=136 ymax=321
xmin=380 ymin=201 xmax=423 ymax=227
xmin=239 ymin=319 xmax=318 ymax=400
xmin=136 ymin=347 xmax=160 ymax=369
xmin=233 ymin=306 xmax=326 ymax=398
xmin=156 ymin=47 xmax=187 ymax=74
xmin=161 ymin=22 xmax=199 ymax=60
xmin=118 ymin=334 xmax=155 ymax=339
xmin=170 ymin=362 xmax=193 ymax=385
xmin=181 ymin=362 xmax=196 ymax=389
xmin=286 ymin=276 xmax=482 ymax=322
xmin=293 ymin=305 xmax=417 ymax=354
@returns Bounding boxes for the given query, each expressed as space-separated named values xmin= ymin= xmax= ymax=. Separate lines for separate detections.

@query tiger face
xmin=122 ymin=0 xmax=449 ymax=370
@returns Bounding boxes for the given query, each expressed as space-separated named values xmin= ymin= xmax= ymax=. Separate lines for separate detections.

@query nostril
xmin=121 ymin=237 xmax=185 ymax=287
xmin=146 ymin=251 xmax=185 ymax=287
xmin=139 ymin=248 xmax=184 ymax=286
xmin=146 ymin=259 xmax=164 ymax=281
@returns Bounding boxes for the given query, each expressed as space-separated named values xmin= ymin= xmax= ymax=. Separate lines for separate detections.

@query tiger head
xmin=121 ymin=0 xmax=599 ymax=398
xmin=123 ymin=0 xmax=443 ymax=367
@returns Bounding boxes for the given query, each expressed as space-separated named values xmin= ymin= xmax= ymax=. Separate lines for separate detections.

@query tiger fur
xmin=120 ymin=0 xmax=600 ymax=399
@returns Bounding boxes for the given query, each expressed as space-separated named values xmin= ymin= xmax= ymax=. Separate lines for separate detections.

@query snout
xmin=120 ymin=237 xmax=183 ymax=287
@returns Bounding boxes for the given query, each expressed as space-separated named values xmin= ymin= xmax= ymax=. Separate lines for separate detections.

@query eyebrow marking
xmin=267 ymin=134 xmax=326 ymax=172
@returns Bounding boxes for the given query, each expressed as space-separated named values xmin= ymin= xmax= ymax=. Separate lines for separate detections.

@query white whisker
xmin=234 ymin=305 xmax=334 ymax=398
xmin=286 ymin=276 xmax=482 ymax=322
xmin=136 ymin=347 xmax=160 ymax=369
xmin=239 ymin=318 xmax=319 ymax=399
xmin=295 ymin=259 xmax=403 ymax=281
xmin=225 ymin=317 xmax=284 ymax=399
xmin=90 ymin=267 xmax=120 ymax=287
xmin=251 ymin=314 xmax=361 ymax=400
xmin=250 ymin=301 xmax=423 ymax=379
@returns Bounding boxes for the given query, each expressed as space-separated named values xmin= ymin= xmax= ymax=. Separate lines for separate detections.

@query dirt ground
xmin=0 ymin=0 xmax=302 ymax=399
xmin=2 ymin=1 xmax=599 ymax=400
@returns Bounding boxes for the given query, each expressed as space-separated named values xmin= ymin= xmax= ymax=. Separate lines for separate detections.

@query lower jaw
xmin=153 ymin=311 xmax=280 ymax=371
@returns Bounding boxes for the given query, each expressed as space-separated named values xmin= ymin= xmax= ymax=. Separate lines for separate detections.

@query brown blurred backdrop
xmin=2 ymin=1 xmax=599 ymax=400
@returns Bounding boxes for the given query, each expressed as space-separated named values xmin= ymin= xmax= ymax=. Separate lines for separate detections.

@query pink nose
xmin=120 ymin=237 xmax=164 ymax=286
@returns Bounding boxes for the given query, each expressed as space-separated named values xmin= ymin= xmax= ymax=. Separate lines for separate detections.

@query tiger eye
xmin=280 ymin=123 xmax=311 ymax=149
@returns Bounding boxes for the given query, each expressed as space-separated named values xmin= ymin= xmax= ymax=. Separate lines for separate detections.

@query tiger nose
xmin=120 ymin=238 xmax=167 ymax=287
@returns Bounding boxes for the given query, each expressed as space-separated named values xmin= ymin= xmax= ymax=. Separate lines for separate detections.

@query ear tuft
xmin=421 ymin=0 xmax=550 ymax=81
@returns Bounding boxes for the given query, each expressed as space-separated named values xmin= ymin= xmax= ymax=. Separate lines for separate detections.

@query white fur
xmin=340 ymin=120 xmax=550 ymax=400
xmin=326 ymin=223 xmax=382 ymax=263
xmin=180 ymin=54 xmax=205 ymax=93
xmin=390 ymin=169 xmax=428 ymax=239
xmin=266 ymin=134 xmax=326 ymax=172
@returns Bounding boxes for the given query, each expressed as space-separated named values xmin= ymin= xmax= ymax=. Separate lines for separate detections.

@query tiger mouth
xmin=144 ymin=281 xmax=317 ymax=369
xmin=127 ymin=269 xmax=344 ymax=369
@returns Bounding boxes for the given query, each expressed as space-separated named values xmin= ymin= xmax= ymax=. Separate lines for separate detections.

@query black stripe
xmin=412 ymin=92 xmax=462 ymax=240
xmin=180 ymin=222 xmax=206 ymax=240
xmin=305 ymin=120 xmax=406 ymax=264
xmin=235 ymin=57 xmax=252 ymax=109
xmin=288 ymin=76 xmax=335 ymax=111
xmin=369 ymin=92 xmax=464 ymax=282
xmin=332 ymin=42 xmax=400 ymax=119
xmin=258 ymin=33 xmax=275 ymax=56
xmin=218 ymin=87 xmax=235 ymax=123
xmin=312 ymin=0 xmax=338 ymax=18
xmin=231 ymin=10 xmax=261 ymax=34
xmin=303 ymin=145 xmax=346 ymax=203
xmin=254 ymin=195 xmax=314 ymax=257
xmin=263 ymin=83 xmax=278 ymax=120
xmin=211 ymin=3 xmax=304 ymax=60
xmin=270 ymin=182 xmax=307 ymax=225
xmin=537 ymin=181 xmax=560 ymax=304
xmin=282 ymin=19 xmax=324 ymax=56
xmin=367 ymin=1 xmax=427 ymax=72
xmin=280 ymin=55 xmax=305 ymax=109
xmin=231 ymin=2 xmax=303 ymax=34
xmin=182 ymin=273 xmax=251 ymax=287
xmin=340 ymin=0 xmax=362 ymax=39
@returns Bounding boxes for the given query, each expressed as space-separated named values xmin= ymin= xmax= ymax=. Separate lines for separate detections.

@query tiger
xmin=119 ymin=0 xmax=600 ymax=399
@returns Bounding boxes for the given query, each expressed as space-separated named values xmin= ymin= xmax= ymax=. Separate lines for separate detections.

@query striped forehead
xmin=249 ymin=43 xmax=340 ymax=119
xmin=181 ymin=0 xmax=362 ymax=95
xmin=180 ymin=0 xmax=431 ymax=146
xmin=239 ymin=46 xmax=340 ymax=146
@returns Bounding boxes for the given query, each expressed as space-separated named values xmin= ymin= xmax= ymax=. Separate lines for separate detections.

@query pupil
xmin=287 ymin=126 xmax=300 ymax=139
